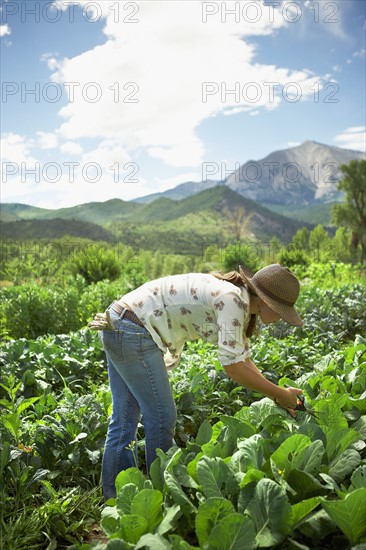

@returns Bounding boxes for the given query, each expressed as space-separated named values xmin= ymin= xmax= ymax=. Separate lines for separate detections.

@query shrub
xmin=78 ymin=279 xmax=125 ymax=326
xmin=69 ymin=246 xmax=121 ymax=284
xmin=0 ymin=284 xmax=80 ymax=339
xmin=222 ymin=242 xmax=262 ymax=272
xmin=278 ymin=247 xmax=310 ymax=267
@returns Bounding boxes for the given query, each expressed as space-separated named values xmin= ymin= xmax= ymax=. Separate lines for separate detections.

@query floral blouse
xmin=122 ymin=273 xmax=252 ymax=369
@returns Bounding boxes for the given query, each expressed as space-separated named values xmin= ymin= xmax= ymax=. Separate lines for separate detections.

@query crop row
xmin=1 ymin=283 xmax=365 ymax=548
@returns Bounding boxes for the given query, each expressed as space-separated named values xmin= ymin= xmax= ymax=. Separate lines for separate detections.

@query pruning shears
xmin=284 ymin=385 xmax=321 ymax=420
xmin=294 ymin=394 xmax=321 ymax=421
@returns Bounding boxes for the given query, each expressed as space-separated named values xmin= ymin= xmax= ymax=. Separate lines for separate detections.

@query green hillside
xmin=1 ymin=187 xmax=315 ymax=254
xmin=0 ymin=203 xmax=51 ymax=222
xmin=0 ymin=218 xmax=115 ymax=241
xmin=261 ymin=202 xmax=336 ymax=226
xmin=107 ymin=187 xmax=315 ymax=254
xmin=0 ymin=199 xmax=138 ymax=225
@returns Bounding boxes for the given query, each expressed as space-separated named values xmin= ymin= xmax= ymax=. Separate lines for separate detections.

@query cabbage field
xmin=1 ymin=275 xmax=366 ymax=549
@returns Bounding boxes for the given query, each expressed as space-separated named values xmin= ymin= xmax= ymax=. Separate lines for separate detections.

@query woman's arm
xmin=223 ymin=358 xmax=302 ymax=415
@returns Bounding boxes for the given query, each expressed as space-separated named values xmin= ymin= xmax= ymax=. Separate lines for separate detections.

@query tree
xmin=332 ymin=159 xmax=366 ymax=263
xmin=278 ymin=247 xmax=310 ymax=268
xmin=222 ymin=242 xmax=261 ymax=272
xmin=291 ymin=227 xmax=310 ymax=254
xmin=69 ymin=246 xmax=121 ymax=284
xmin=224 ymin=206 xmax=253 ymax=241
xmin=332 ymin=227 xmax=352 ymax=263
xmin=309 ymin=224 xmax=331 ymax=262
xmin=268 ymin=236 xmax=282 ymax=264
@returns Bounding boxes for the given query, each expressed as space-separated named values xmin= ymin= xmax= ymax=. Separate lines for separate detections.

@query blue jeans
xmin=100 ymin=307 xmax=177 ymax=500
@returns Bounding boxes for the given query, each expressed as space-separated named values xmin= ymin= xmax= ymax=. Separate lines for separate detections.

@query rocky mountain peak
xmin=224 ymin=141 xmax=365 ymax=205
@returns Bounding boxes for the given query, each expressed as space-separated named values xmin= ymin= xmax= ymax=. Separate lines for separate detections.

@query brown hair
xmin=211 ymin=271 xmax=258 ymax=338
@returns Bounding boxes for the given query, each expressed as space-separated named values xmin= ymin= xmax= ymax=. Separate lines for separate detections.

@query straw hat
xmin=239 ymin=264 xmax=303 ymax=327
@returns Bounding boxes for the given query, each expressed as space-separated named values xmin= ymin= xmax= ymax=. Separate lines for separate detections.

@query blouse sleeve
xmin=213 ymin=291 xmax=251 ymax=366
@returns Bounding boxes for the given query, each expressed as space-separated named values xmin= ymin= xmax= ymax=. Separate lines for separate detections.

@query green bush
xmin=0 ymin=272 xmax=146 ymax=339
xmin=78 ymin=279 xmax=126 ymax=326
xmin=69 ymin=246 xmax=121 ymax=284
xmin=0 ymin=284 xmax=80 ymax=339
xmin=278 ymin=247 xmax=310 ymax=267
xmin=222 ymin=242 xmax=262 ymax=272
xmin=293 ymin=262 xmax=365 ymax=288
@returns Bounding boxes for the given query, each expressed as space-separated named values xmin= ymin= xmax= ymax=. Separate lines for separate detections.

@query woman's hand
xmin=223 ymin=360 xmax=303 ymax=418
xmin=274 ymin=386 xmax=303 ymax=417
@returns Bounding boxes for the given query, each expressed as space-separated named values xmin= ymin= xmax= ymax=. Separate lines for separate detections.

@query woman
xmin=94 ymin=263 xmax=303 ymax=500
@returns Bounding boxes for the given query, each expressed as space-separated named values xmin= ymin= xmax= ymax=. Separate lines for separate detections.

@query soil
xmin=84 ymin=524 xmax=108 ymax=544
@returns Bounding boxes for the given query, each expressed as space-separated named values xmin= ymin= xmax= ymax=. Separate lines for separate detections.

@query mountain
xmin=133 ymin=180 xmax=222 ymax=204
xmin=1 ymin=187 xmax=316 ymax=255
xmin=105 ymin=186 xmax=317 ymax=254
xmin=225 ymin=141 xmax=365 ymax=205
xmin=0 ymin=203 xmax=52 ymax=222
xmin=128 ymin=141 xmax=365 ymax=213
xmin=0 ymin=199 xmax=140 ymax=225
xmin=261 ymin=201 xmax=336 ymax=225
xmin=0 ymin=218 xmax=115 ymax=241
xmin=3 ymin=141 xmax=359 ymax=250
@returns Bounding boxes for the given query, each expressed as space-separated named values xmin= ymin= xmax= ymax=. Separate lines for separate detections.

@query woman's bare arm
xmin=224 ymin=358 xmax=302 ymax=414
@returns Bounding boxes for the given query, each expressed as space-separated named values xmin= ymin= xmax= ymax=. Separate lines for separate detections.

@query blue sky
xmin=1 ymin=0 xmax=365 ymax=208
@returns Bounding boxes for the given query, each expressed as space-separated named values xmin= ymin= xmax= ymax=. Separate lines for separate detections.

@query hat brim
xmin=239 ymin=265 xmax=303 ymax=327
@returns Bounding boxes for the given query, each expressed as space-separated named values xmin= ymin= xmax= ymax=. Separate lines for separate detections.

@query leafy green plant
xmin=0 ymin=267 xmax=365 ymax=549
xmin=78 ymin=334 xmax=366 ymax=549
xmin=69 ymin=247 xmax=121 ymax=285
xmin=221 ymin=242 xmax=262 ymax=273
xmin=0 ymin=374 xmax=40 ymax=442
xmin=0 ymin=283 xmax=80 ymax=338
xmin=278 ymin=247 xmax=310 ymax=267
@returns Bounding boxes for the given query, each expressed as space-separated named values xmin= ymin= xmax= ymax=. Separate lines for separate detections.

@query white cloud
xmin=334 ymin=127 xmax=366 ymax=152
xmin=2 ymin=171 xmax=151 ymax=208
xmin=37 ymin=131 xmax=59 ymax=149
xmin=49 ymin=0 xmax=324 ymax=168
xmin=0 ymin=133 xmax=150 ymax=206
xmin=0 ymin=133 xmax=41 ymax=202
xmin=60 ymin=141 xmax=83 ymax=155
xmin=332 ymin=64 xmax=342 ymax=72
xmin=346 ymin=126 xmax=366 ymax=133
xmin=148 ymin=138 xmax=205 ymax=168
xmin=1 ymin=133 xmax=37 ymax=166
xmin=223 ymin=106 xmax=254 ymax=116
xmin=287 ymin=141 xmax=301 ymax=148
xmin=319 ymin=1 xmax=348 ymax=41
xmin=353 ymin=49 xmax=365 ymax=58
xmin=300 ymin=1 xmax=348 ymax=41
xmin=80 ymin=140 xmax=131 ymax=171
xmin=41 ymin=53 xmax=62 ymax=71
xmin=0 ymin=24 xmax=11 ymax=37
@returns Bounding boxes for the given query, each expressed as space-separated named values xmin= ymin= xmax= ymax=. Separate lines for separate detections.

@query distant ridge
xmin=0 ymin=218 xmax=115 ymax=241
xmin=2 ymin=141 xmax=361 ymax=247
xmin=133 ymin=180 xmax=222 ymax=204
xmin=129 ymin=141 xmax=365 ymax=208
xmin=1 ymin=186 xmax=317 ymax=254
xmin=0 ymin=199 xmax=139 ymax=225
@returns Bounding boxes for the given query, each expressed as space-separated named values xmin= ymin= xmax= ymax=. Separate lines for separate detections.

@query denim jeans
xmin=100 ymin=307 xmax=177 ymax=500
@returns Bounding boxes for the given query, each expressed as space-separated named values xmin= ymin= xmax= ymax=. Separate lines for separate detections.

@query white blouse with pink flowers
xmin=121 ymin=273 xmax=252 ymax=369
